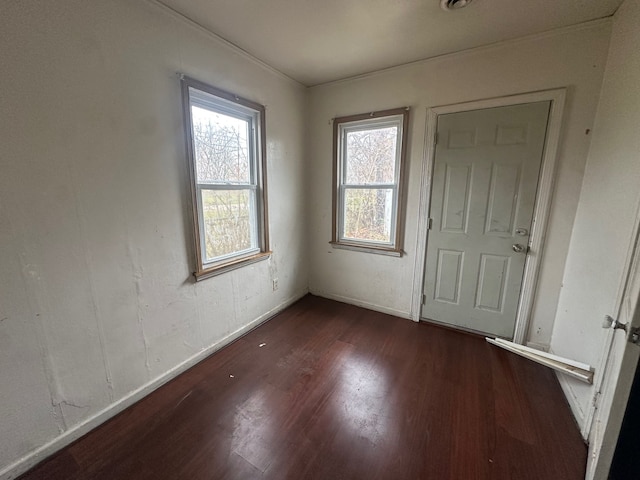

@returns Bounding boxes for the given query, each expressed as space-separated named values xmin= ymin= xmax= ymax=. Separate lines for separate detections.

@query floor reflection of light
xmin=333 ymin=353 xmax=393 ymax=445
xmin=230 ymin=387 xmax=275 ymax=471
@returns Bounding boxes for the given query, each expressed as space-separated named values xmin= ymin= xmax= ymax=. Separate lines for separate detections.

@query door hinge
xmin=435 ymin=132 xmax=440 ymax=145
xmin=427 ymin=218 xmax=433 ymax=230
xmin=422 ymin=294 xmax=427 ymax=305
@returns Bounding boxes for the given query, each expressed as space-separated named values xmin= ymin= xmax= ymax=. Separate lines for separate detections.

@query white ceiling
xmin=159 ymin=0 xmax=622 ymax=86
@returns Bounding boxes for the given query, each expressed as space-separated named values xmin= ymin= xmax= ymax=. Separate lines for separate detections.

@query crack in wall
xmin=129 ymin=242 xmax=151 ymax=379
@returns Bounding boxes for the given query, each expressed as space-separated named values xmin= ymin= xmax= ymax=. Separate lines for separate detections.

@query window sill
xmin=329 ymin=241 xmax=404 ymax=257
xmin=194 ymin=251 xmax=272 ymax=281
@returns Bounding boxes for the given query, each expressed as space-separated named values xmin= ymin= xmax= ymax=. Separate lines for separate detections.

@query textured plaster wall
xmin=0 ymin=0 xmax=307 ymax=476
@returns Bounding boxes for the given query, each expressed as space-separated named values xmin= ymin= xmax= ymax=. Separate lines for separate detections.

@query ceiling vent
xmin=440 ymin=0 xmax=475 ymax=11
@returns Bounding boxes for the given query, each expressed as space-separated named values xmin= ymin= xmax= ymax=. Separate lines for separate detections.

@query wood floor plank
xmin=18 ymin=295 xmax=586 ymax=480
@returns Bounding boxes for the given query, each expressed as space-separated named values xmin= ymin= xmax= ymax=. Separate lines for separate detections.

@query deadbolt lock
xmin=515 ymin=228 xmax=529 ymax=236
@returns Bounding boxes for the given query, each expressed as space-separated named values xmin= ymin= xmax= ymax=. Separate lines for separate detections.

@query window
xmin=332 ymin=108 xmax=409 ymax=255
xmin=181 ymin=76 xmax=269 ymax=280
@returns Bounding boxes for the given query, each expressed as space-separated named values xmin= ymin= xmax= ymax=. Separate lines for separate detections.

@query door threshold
xmin=419 ymin=317 xmax=511 ymax=341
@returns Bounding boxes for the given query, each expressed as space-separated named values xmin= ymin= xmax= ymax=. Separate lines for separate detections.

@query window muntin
xmin=182 ymin=77 xmax=269 ymax=278
xmin=332 ymin=108 xmax=409 ymax=254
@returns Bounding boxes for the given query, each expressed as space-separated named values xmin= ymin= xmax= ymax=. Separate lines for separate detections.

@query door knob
xmin=512 ymin=244 xmax=525 ymax=253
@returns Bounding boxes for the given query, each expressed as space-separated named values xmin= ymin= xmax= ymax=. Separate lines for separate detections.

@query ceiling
xmin=159 ymin=0 xmax=623 ymax=86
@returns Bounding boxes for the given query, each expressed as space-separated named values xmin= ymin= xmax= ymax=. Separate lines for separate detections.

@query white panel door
xmin=421 ymin=102 xmax=550 ymax=338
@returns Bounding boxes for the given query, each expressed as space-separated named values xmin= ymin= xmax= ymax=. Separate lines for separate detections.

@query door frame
xmin=410 ymin=88 xmax=566 ymax=344
xmin=586 ymin=201 xmax=640 ymax=479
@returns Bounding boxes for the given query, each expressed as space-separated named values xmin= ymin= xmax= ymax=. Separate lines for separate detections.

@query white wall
xmin=0 ymin=0 xmax=307 ymax=477
xmin=307 ymin=22 xmax=611 ymax=348
xmin=550 ymin=0 xmax=640 ymax=436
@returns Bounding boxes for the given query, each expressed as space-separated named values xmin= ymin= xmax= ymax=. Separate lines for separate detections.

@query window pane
xmin=343 ymin=188 xmax=393 ymax=243
xmin=345 ymin=126 xmax=397 ymax=184
xmin=192 ymin=106 xmax=251 ymax=184
xmin=201 ymin=189 xmax=256 ymax=262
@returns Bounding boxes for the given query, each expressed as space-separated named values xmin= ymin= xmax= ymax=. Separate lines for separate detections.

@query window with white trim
xmin=332 ymin=108 xmax=409 ymax=255
xmin=181 ymin=76 xmax=269 ymax=279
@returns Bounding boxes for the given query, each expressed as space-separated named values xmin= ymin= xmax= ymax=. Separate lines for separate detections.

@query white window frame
xmin=331 ymin=107 xmax=410 ymax=256
xmin=181 ymin=76 xmax=270 ymax=280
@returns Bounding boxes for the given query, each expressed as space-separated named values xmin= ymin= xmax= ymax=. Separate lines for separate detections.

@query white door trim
xmin=586 ymin=200 xmax=640 ymax=479
xmin=411 ymin=88 xmax=567 ymax=344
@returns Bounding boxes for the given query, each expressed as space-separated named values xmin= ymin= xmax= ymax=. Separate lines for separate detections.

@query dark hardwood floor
xmin=19 ymin=295 xmax=586 ymax=480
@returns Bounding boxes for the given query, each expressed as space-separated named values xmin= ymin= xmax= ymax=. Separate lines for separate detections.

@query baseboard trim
xmin=0 ymin=290 xmax=308 ymax=480
xmin=555 ymin=370 xmax=588 ymax=439
xmin=311 ymin=291 xmax=412 ymax=320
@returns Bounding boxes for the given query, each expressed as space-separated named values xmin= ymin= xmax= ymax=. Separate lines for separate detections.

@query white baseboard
xmin=310 ymin=290 xmax=412 ymax=320
xmin=555 ymin=370 xmax=588 ymax=439
xmin=0 ymin=290 xmax=308 ymax=480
